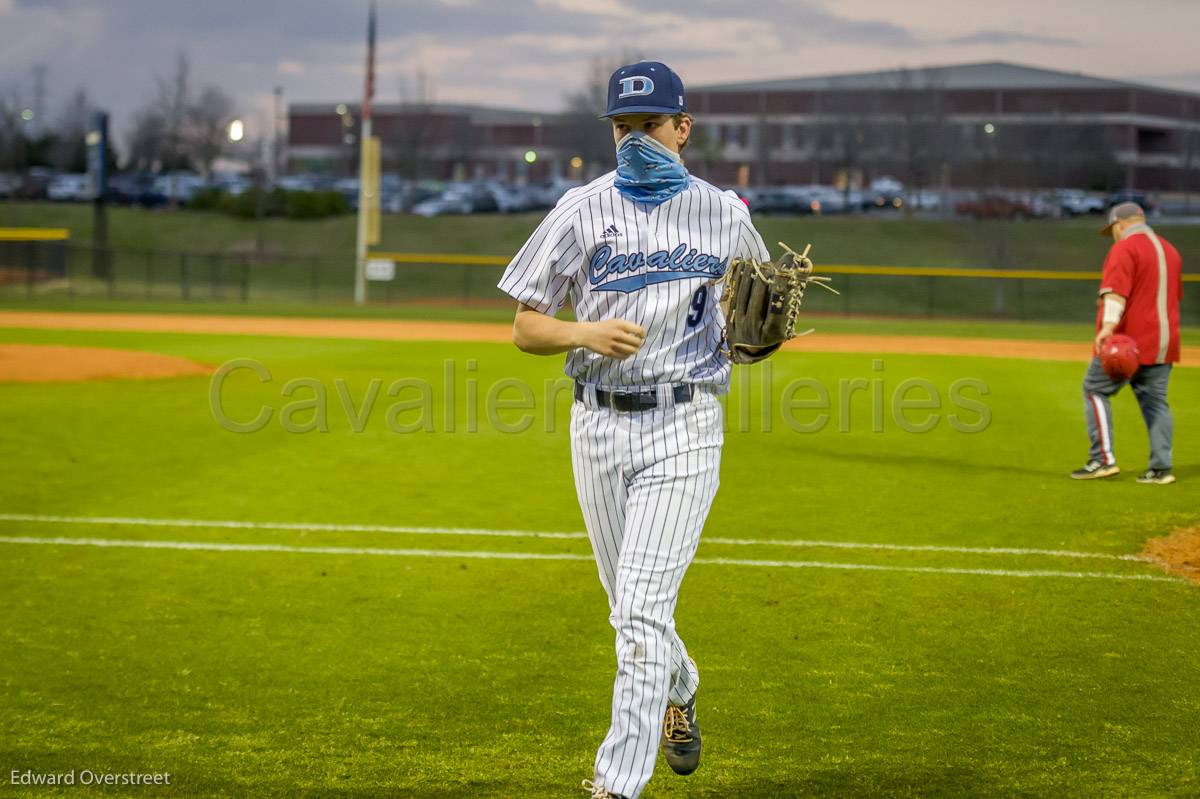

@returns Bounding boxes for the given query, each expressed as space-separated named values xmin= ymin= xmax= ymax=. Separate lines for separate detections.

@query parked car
xmin=869 ymin=176 xmax=904 ymax=195
xmin=799 ymin=185 xmax=849 ymax=214
xmin=904 ymin=190 xmax=943 ymax=212
xmin=1032 ymin=194 xmax=1058 ymax=218
xmin=955 ymin=195 xmax=1035 ymax=220
xmin=866 ymin=190 xmax=904 ymax=210
xmin=1105 ymin=190 xmax=1157 ymax=214
xmin=216 ymin=176 xmax=254 ymax=197
xmin=866 ymin=177 xmax=905 ymax=210
xmin=46 ymin=173 xmax=91 ymax=201
xmin=514 ymin=179 xmax=576 ymax=210
xmin=106 ymin=173 xmax=169 ymax=207
xmin=412 ymin=184 xmax=498 ymax=216
xmin=154 ymin=172 xmax=206 ymax=203
xmin=383 ymin=181 xmax=443 ymax=213
xmin=483 ymin=182 xmax=538 ymax=213
xmin=413 ymin=192 xmax=472 ymax=217
xmin=0 ymin=172 xmax=20 ymax=198
xmin=1057 ymin=189 xmax=1105 ymax=216
xmin=14 ymin=168 xmax=54 ymax=200
xmin=747 ymin=187 xmax=810 ymax=215
xmin=276 ymin=174 xmax=320 ymax=192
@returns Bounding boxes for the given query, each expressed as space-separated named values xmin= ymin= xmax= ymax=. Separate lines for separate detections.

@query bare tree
xmin=125 ymin=105 xmax=167 ymax=172
xmin=686 ymin=122 xmax=724 ymax=177
xmin=0 ymin=86 xmax=26 ymax=171
xmin=188 ymin=85 xmax=235 ymax=176
xmin=157 ymin=51 xmax=191 ymax=171
xmin=126 ymin=52 xmax=237 ymax=175
xmin=390 ymin=67 xmax=436 ymax=190
xmin=823 ymin=88 xmax=875 ymax=196
xmin=889 ymin=68 xmax=956 ymax=215
xmin=53 ymin=87 xmax=91 ymax=172
xmin=556 ymin=52 xmax=643 ymax=180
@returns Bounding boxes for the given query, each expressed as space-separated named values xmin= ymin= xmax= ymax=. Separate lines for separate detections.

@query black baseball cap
xmin=600 ymin=61 xmax=687 ymax=118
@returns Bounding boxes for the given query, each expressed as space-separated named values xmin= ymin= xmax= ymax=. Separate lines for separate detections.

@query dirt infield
xmin=0 ymin=310 xmax=1196 ymax=366
xmin=1142 ymin=527 xmax=1200 ymax=585
xmin=0 ymin=343 xmax=211 ymax=383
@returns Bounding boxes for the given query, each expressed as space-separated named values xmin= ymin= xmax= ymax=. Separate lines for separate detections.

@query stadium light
xmin=228 ymin=119 xmax=245 ymax=142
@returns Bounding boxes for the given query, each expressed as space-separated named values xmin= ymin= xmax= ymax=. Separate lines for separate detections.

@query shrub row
xmin=189 ymin=188 xmax=351 ymax=219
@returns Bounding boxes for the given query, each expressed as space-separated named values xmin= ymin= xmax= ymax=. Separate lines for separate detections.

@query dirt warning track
xmin=0 ymin=310 xmax=1195 ymax=366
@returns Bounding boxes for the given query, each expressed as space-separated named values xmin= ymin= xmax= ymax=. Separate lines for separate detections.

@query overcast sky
xmin=3 ymin=0 xmax=1200 ymax=143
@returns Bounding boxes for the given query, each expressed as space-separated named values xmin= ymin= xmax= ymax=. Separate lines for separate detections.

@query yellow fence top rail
xmin=0 ymin=228 xmax=70 ymax=241
xmin=370 ymin=251 xmax=1199 ymax=282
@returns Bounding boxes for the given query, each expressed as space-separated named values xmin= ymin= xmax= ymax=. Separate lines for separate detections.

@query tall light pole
xmin=272 ymin=86 xmax=284 ymax=181
xmin=230 ymin=118 xmax=267 ymax=257
xmin=353 ymin=2 xmax=378 ymax=306
xmin=984 ymin=122 xmax=997 ymax=189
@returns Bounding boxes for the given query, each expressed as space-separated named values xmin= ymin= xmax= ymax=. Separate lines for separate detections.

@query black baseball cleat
xmin=1136 ymin=468 xmax=1176 ymax=485
xmin=661 ymin=694 xmax=702 ymax=775
xmin=1070 ymin=460 xmax=1120 ymax=480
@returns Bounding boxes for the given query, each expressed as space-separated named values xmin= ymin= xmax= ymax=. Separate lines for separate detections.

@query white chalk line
xmin=0 ymin=535 xmax=1180 ymax=584
xmin=0 ymin=513 xmax=1151 ymax=563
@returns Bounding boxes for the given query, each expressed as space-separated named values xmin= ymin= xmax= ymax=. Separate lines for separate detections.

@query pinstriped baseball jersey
xmin=498 ymin=171 xmax=771 ymax=390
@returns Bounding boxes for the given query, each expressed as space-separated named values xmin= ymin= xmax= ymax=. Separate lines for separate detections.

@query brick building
xmin=286 ymin=102 xmax=572 ymax=182
xmin=287 ymin=61 xmax=1200 ymax=191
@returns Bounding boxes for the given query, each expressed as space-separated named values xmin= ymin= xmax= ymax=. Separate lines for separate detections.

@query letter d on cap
xmin=618 ymin=76 xmax=654 ymax=98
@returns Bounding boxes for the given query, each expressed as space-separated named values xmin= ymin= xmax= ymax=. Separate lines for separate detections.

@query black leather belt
xmin=574 ymin=381 xmax=694 ymax=412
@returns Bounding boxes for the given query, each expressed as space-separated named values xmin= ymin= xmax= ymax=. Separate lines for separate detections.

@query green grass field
xmin=1 ymin=317 xmax=1198 ymax=797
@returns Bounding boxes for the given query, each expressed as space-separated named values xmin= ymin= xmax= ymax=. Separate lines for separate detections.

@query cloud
xmin=639 ymin=0 xmax=923 ymax=47
xmin=946 ymin=29 xmax=1077 ymax=47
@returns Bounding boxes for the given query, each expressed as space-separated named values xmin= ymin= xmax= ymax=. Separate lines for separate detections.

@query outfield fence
xmin=2 ymin=237 xmax=1197 ymax=324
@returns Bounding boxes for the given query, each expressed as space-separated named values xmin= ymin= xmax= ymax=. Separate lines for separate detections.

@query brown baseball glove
xmin=720 ymin=242 xmax=836 ymax=365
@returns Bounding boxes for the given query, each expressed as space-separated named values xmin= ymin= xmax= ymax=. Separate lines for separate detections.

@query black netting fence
xmin=1 ymin=241 xmax=1196 ymax=325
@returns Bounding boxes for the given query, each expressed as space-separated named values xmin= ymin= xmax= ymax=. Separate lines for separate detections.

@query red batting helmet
xmin=1099 ymin=334 xmax=1140 ymax=380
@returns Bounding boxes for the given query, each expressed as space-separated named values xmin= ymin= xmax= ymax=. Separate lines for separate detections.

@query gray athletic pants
xmin=1082 ymin=358 xmax=1174 ymax=470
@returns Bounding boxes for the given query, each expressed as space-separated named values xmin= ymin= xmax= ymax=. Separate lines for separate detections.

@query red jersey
xmin=1096 ymin=224 xmax=1184 ymax=364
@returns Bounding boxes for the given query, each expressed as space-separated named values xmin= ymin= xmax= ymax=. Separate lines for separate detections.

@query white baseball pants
xmin=570 ymin=384 xmax=723 ymax=799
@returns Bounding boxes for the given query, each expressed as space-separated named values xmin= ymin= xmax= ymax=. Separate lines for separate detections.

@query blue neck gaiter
xmin=613 ymin=132 xmax=690 ymax=206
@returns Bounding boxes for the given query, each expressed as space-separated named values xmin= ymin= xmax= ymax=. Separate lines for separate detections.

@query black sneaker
xmin=1070 ymin=460 xmax=1120 ymax=480
xmin=1136 ymin=469 xmax=1176 ymax=485
xmin=661 ymin=694 xmax=702 ymax=776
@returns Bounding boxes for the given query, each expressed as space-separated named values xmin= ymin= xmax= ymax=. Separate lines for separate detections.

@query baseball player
xmin=498 ymin=61 xmax=774 ymax=799
xmin=1071 ymin=201 xmax=1183 ymax=483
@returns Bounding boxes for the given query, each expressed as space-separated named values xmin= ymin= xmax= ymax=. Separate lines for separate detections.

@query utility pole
xmin=87 ymin=112 xmax=110 ymax=281
xmin=353 ymin=2 xmax=377 ymax=305
xmin=272 ymin=85 xmax=284 ymax=180
xmin=31 ymin=64 xmax=47 ymax=137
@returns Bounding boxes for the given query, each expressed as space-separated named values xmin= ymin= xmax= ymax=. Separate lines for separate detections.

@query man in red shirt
xmin=1072 ymin=202 xmax=1183 ymax=484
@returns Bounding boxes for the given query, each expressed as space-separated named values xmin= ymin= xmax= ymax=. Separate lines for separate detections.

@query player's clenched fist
xmin=576 ymin=319 xmax=646 ymax=359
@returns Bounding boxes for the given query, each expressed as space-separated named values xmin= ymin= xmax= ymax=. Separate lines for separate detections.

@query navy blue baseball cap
xmin=600 ymin=61 xmax=687 ymax=118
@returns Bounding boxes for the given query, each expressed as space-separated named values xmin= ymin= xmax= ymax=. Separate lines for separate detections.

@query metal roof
xmin=289 ymin=102 xmax=557 ymax=124
xmin=693 ymin=61 xmax=1197 ymax=96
